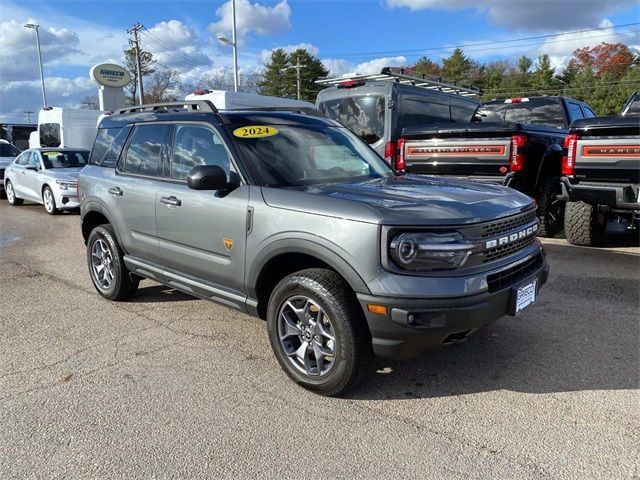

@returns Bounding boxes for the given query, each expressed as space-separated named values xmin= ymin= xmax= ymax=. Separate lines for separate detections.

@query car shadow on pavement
xmin=347 ymin=243 xmax=639 ymax=400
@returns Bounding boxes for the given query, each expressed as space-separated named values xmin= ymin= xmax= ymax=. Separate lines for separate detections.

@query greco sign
xmin=90 ymin=63 xmax=131 ymax=88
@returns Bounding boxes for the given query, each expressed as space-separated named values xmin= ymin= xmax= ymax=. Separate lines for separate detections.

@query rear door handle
xmin=160 ymin=196 xmax=181 ymax=207
xmin=108 ymin=187 xmax=123 ymax=196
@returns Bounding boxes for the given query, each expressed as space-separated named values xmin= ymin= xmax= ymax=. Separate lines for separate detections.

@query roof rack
xmin=114 ymin=100 xmax=218 ymax=115
xmin=316 ymin=67 xmax=482 ymax=97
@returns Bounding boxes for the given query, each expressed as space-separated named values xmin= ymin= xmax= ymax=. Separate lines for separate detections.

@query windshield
xmin=0 ymin=143 xmax=21 ymax=157
xmin=42 ymin=150 xmax=88 ymax=169
xmin=230 ymin=125 xmax=394 ymax=187
xmin=318 ymin=95 xmax=385 ymax=144
xmin=476 ymin=98 xmax=566 ymax=128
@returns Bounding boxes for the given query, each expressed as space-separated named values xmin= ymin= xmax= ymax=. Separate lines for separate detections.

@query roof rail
xmin=114 ymin=100 xmax=218 ymax=115
xmin=316 ymin=67 xmax=482 ymax=97
xmin=224 ymin=106 xmax=324 ymax=117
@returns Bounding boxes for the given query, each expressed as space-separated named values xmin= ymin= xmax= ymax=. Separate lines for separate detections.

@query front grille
xmin=481 ymin=210 xmax=537 ymax=238
xmin=487 ymin=252 xmax=543 ymax=292
xmin=483 ymin=235 xmax=536 ymax=262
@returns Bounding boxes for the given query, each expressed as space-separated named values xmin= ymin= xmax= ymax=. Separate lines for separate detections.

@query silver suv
xmin=79 ymin=101 xmax=549 ymax=396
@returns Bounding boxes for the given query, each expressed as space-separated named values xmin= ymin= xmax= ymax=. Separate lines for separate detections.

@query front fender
xmin=246 ymin=235 xmax=372 ymax=301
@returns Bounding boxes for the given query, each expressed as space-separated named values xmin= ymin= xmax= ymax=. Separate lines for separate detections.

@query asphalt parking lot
xmin=1 ymin=201 xmax=638 ymax=479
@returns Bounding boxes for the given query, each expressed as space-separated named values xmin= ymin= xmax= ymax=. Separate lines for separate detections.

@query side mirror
xmin=25 ymin=165 xmax=39 ymax=171
xmin=187 ymin=165 xmax=237 ymax=191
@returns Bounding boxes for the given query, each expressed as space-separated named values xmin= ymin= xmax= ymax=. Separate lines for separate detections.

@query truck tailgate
xmin=575 ymin=136 xmax=640 ymax=183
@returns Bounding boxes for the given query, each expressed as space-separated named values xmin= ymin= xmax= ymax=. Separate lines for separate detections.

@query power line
xmin=139 ymin=29 xmax=210 ymax=70
xmin=321 ymin=22 xmax=639 ymax=59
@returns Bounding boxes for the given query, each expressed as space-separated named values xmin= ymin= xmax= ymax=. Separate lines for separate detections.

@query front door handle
xmin=160 ymin=196 xmax=182 ymax=207
xmin=108 ymin=187 xmax=123 ymax=196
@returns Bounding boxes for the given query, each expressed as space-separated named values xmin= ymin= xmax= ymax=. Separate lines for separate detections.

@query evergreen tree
xmin=413 ymin=57 xmax=442 ymax=77
xmin=442 ymin=48 xmax=472 ymax=84
xmin=531 ymin=54 xmax=557 ymax=95
xmin=258 ymin=49 xmax=291 ymax=98
xmin=286 ymin=49 xmax=329 ymax=101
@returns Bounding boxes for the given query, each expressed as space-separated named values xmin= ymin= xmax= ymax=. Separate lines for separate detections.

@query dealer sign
xmin=90 ymin=63 xmax=131 ymax=88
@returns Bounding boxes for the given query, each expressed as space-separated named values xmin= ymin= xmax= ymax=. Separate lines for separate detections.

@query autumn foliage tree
xmin=572 ymin=43 xmax=634 ymax=79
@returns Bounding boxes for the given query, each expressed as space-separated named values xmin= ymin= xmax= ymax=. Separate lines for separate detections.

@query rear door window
xmin=581 ymin=106 xmax=596 ymax=118
xmin=122 ymin=124 xmax=170 ymax=177
xmin=395 ymin=98 xmax=451 ymax=135
xmin=318 ymin=96 xmax=385 ymax=144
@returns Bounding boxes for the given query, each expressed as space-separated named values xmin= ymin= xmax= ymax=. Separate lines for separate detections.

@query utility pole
xmin=23 ymin=111 xmax=35 ymax=123
xmin=288 ymin=59 xmax=306 ymax=100
xmin=127 ymin=23 xmax=145 ymax=105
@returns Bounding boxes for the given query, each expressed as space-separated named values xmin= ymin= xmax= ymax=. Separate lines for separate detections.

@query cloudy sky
xmin=0 ymin=0 xmax=638 ymax=123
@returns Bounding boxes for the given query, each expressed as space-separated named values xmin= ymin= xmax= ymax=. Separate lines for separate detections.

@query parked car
xmin=397 ymin=96 xmax=597 ymax=237
xmin=79 ymin=100 xmax=549 ymax=396
xmin=0 ymin=123 xmax=36 ymax=151
xmin=0 ymin=139 xmax=21 ymax=198
xmin=560 ymin=91 xmax=640 ymax=245
xmin=30 ymin=107 xmax=104 ymax=150
xmin=4 ymin=148 xmax=89 ymax=214
xmin=316 ymin=68 xmax=481 ymax=163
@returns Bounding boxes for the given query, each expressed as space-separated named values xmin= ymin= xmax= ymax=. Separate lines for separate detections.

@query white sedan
xmin=4 ymin=148 xmax=89 ymax=214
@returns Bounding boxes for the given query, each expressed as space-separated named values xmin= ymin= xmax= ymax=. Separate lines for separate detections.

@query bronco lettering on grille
xmin=485 ymin=224 xmax=538 ymax=249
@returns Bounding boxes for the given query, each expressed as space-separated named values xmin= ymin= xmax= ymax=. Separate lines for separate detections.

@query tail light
xmin=384 ymin=140 xmax=397 ymax=164
xmin=510 ymin=134 xmax=527 ymax=172
xmin=396 ymin=138 xmax=406 ymax=170
xmin=562 ymin=134 xmax=578 ymax=175
xmin=337 ymin=80 xmax=366 ymax=89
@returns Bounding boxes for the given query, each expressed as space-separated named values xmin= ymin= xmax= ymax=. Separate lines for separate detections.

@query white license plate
xmin=515 ymin=280 xmax=537 ymax=314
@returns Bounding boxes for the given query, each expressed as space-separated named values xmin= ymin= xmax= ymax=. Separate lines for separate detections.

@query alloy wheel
xmin=6 ymin=182 xmax=15 ymax=203
xmin=91 ymin=239 xmax=114 ymax=290
xmin=277 ymin=295 xmax=336 ymax=376
xmin=43 ymin=189 xmax=54 ymax=213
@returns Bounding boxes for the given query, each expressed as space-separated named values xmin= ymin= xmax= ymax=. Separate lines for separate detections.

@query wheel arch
xmin=248 ymin=240 xmax=371 ymax=319
xmin=81 ymin=204 xmax=124 ymax=248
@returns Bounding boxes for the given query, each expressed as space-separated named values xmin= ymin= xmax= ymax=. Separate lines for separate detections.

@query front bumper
xmin=559 ymin=177 xmax=640 ymax=212
xmin=358 ymin=249 xmax=549 ymax=360
xmin=53 ymin=189 xmax=80 ymax=209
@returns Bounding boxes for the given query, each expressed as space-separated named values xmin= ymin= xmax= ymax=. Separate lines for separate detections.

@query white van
xmin=185 ymin=90 xmax=315 ymax=110
xmin=30 ymin=107 xmax=104 ymax=150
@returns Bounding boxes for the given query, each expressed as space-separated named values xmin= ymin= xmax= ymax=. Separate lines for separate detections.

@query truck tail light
xmin=510 ymin=134 xmax=527 ymax=172
xmin=337 ymin=80 xmax=366 ymax=88
xmin=562 ymin=134 xmax=578 ymax=176
xmin=396 ymin=139 xmax=406 ymax=171
xmin=384 ymin=140 xmax=396 ymax=164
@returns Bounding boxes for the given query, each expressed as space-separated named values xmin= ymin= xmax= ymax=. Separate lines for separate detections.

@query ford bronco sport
xmin=79 ymin=100 xmax=549 ymax=396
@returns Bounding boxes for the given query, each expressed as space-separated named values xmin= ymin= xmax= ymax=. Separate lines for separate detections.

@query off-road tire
xmin=536 ymin=177 xmax=564 ymax=237
xmin=43 ymin=186 xmax=60 ymax=215
xmin=564 ymin=201 xmax=607 ymax=246
xmin=87 ymin=224 xmax=139 ymax=301
xmin=266 ymin=268 xmax=373 ymax=397
xmin=5 ymin=181 xmax=23 ymax=205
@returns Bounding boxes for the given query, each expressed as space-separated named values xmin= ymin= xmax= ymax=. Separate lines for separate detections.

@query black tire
xmin=42 ymin=186 xmax=60 ymax=215
xmin=5 ymin=181 xmax=23 ymax=205
xmin=564 ymin=201 xmax=607 ymax=246
xmin=535 ymin=177 xmax=564 ymax=237
xmin=267 ymin=268 xmax=373 ymax=397
xmin=86 ymin=224 xmax=139 ymax=301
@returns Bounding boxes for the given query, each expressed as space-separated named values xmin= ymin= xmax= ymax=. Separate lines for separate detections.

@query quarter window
xmin=14 ymin=151 xmax=30 ymax=166
xmin=171 ymin=125 xmax=231 ymax=180
xmin=567 ymin=102 xmax=584 ymax=123
xmin=90 ymin=127 xmax=131 ymax=168
xmin=123 ymin=124 xmax=170 ymax=177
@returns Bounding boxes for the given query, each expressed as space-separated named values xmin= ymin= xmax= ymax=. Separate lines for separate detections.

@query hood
xmin=0 ymin=157 xmax=16 ymax=169
xmin=47 ymin=167 xmax=83 ymax=181
xmin=261 ymin=175 xmax=535 ymax=226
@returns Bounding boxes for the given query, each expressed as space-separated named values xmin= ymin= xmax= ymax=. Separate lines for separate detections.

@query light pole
xmin=24 ymin=23 xmax=48 ymax=108
xmin=217 ymin=0 xmax=239 ymax=92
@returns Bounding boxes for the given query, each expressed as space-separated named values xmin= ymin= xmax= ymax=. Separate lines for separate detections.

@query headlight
xmin=389 ymin=232 xmax=473 ymax=271
xmin=56 ymin=180 xmax=77 ymax=190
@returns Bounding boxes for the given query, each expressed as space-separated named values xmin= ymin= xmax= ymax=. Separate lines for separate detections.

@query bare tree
xmin=145 ymin=70 xmax=179 ymax=103
xmin=80 ymin=95 xmax=100 ymax=110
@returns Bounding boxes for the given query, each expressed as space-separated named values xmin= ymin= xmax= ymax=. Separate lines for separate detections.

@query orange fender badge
xmin=223 ymin=238 xmax=234 ymax=251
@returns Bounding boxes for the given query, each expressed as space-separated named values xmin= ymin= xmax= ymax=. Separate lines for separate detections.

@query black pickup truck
xmin=559 ymin=92 xmax=640 ymax=246
xmin=398 ymin=96 xmax=596 ymax=237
